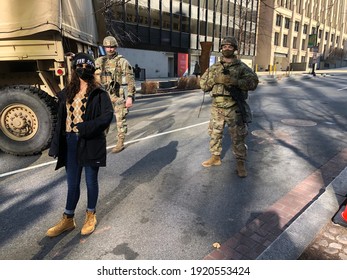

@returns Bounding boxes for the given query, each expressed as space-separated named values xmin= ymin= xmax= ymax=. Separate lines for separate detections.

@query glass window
xmin=302 ymin=39 xmax=306 ymax=50
xmin=276 ymin=14 xmax=282 ymax=26
xmin=274 ymin=32 xmax=279 ymax=45
xmin=293 ymin=37 xmax=297 ymax=48
xmin=294 ymin=21 xmax=299 ymax=32
xmin=285 ymin=17 xmax=290 ymax=29
xmin=138 ymin=5 xmax=149 ymax=26
xmin=283 ymin=34 xmax=288 ymax=47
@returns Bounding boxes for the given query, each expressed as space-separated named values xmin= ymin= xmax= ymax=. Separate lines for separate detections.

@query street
xmin=0 ymin=73 xmax=347 ymax=260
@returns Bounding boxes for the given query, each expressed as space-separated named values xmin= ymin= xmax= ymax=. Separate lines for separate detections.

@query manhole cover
xmin=281 ymin=119 xmax=317 ymax=126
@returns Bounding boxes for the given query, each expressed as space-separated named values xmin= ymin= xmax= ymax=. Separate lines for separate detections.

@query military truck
xmin=0 ymin=0 xmax=103 ymax=155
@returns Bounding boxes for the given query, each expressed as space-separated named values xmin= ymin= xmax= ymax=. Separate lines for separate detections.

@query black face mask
xmin=76 ymin=67 xmax=94 ymax=81
xmin=222 ymin=50 xmax=235 ymax=58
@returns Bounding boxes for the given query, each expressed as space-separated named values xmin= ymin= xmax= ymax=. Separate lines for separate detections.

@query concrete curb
xmin=257 ymin=167 xmax=347 ymax=260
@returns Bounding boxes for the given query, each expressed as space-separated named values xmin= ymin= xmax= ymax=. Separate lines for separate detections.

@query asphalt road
xmin=0 ymin=73 xmax=346 ymax=260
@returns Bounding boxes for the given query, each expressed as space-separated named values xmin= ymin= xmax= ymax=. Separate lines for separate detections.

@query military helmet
xmin=103 ymin=36 xmax=118 ymax=47
xmin=220 ymin=36 xmax=238 ymax=50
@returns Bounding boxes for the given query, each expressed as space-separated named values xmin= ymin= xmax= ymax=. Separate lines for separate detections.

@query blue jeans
xmin=65 ymin=133 xmax=99 ymax=214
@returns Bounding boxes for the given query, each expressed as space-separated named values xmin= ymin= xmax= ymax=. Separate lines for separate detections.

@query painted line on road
xmin=337 ymin=87 xmax=347 ymax=91
xmin=0 ymin=121 xmax=209 ymax=178
xmin=108 ymin=121 xmax=209 ymax=147
xmin=0 ymin=161 xmax=57 ymax=178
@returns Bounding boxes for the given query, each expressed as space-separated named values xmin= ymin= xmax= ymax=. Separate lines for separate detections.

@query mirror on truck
xmin=98 ymin=45 xmax=106 ymax=57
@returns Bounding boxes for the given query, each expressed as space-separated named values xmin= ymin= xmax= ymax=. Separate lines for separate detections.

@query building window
xmin=302 ymin=39 xmax=306 ymax=50
xmin=276 ymin=14 xmax=282 ymax=26
xmin=331 ymin=34 xmax=334 ymax=43
xmin=294 ymin=21 xmax=299 ymax=32
xmin=283 ymin=34 xmax=288 ymax=47
xmin=318 ymin=29 xmax=322 ymax=39
xmin=301 ymin=56 xmax=306 ymax=62
xmin=325 ymin=32 xmax=328 ymax=40
xmin=274 ymin=32 xmax=279 ymax=45
xmin=336 ymin=36 xmax=340 ymax=44
xmin=293 ymin=37 xmax=297 ymax=48
xmin=303 ymin=24 xmax=308 ymax=34
xmin=292 ymin=55 xmax=297 ymax=63
xmin=285 ymin=17 xmax=290 ymax=29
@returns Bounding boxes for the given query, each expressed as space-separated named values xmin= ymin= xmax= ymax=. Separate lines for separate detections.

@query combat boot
xmin=202 ymin=155 xmax=221 ymax=167
xmin=81 ymin=211 xmax=97 ymax=236
xmin=236 ymin=160 xmax=247 ymax=178
xmin=112 ymin=138 xmax=125 ymax=153
xmin=46 ymin=214 xmax=76 ymax=237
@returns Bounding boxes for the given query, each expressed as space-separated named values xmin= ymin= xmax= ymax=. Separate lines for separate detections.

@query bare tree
xmin=97 ymin=0 xmax=138 ymax=45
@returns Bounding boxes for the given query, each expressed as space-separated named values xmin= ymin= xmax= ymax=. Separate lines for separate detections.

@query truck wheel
xmin=0 ymin=86 xmax=58 ymax=156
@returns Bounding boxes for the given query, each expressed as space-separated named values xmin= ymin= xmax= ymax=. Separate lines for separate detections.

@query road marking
xmin=0 ymin=121 xmax=209 ymax=178
xmin=337 ymin=87 xmax=347 ymax=91
xmin=0 ymin=161 xmax=57 ymax=178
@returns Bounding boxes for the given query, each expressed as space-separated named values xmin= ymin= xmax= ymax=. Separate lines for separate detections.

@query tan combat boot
xmin=81 ymin=211 xmax=97 ymax=236
xmin=236 ymin=160 xmax=247 ymax=178
xmin=112 ymin=138 xmax=125 ymax=153
xmin=46 ymin=214 xmax=76 ymax=237
xmin=202 ymin=155 xmax=222 ymax=167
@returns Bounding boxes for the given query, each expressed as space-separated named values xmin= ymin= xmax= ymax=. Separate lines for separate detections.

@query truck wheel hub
xmin=0 ymin=104 xmax=38 ymax=141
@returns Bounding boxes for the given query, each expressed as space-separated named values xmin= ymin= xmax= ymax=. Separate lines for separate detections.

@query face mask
xmin=76 ymin=67 xmax=94 ymax=81
xmin=106 ymin=50 xmax=117 ymax=59
xmin=222 ymin=50 xmax=235 ymax=58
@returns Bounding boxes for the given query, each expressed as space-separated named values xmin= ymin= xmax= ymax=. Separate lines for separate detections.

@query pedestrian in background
xmin=133 ymin=64 xmax=141 ymax=80
xmin=193 ymin=61 xmax=201 ymax=78
xmin=46 ymin=53 xmax=113 ymax=237
xmin=200 ymin=36 xmax=259 ymax=178
xmin=95 ymin=35 xmax=136 ymax=153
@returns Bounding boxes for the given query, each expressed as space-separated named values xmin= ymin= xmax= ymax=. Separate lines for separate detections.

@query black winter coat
xmin=49 ymin=86 xmax=114 ymax=170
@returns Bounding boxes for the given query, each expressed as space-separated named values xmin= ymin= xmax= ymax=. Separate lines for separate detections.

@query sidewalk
xmin=134 ymin=72 xmax=347 ymax=260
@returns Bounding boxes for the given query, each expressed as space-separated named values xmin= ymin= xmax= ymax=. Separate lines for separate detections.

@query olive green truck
xmin=0 ymin=0 xmax=104 ymax=155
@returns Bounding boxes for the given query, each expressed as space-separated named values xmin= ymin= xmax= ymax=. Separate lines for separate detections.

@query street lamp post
xmin=311 ymin=23 xmax=320 ymax=76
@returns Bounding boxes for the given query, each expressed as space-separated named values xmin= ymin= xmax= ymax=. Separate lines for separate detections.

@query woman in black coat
xmin=46 ymin=53 xmax=113 ymax=237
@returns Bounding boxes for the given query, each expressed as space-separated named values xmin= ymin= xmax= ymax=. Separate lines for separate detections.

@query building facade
xmin=256 ymin=0 xmax=347 ymax=72
xmin=106 ymin=0 xmax=259 ymax=78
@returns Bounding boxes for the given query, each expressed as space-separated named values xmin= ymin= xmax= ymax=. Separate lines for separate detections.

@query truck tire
xmin=0 ymin=86 xmax=58 ymax=156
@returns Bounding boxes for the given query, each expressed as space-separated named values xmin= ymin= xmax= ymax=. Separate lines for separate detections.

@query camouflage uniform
xmin=95 ymin=53 xmax=135 ymax=146
xmin=200 ymin=56 xmax=258 ymax=163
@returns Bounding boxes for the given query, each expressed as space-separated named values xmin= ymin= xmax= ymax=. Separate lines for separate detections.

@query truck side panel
xmin=1 ymin=0 xmax=99 ymax=46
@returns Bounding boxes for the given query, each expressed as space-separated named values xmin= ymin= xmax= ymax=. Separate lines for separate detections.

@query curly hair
xmin=66 ymin=71 xmax=100 ymax=104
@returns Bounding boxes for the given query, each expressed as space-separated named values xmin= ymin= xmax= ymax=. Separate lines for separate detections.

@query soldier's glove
xmin=223 ymin=76 xmax=238 ymax=87
xmin=214 ymin=74 xmax=238 ymax=86
xmin=214 ymin=74 xmax=226 ymax=84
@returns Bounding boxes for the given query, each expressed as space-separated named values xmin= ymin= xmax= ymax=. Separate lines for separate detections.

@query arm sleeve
xmin=199 ymin=67 xmax=215 ymax=92
xmin=237 ymin=66 xmax=259 ymax=91
xmin=120 ymin=58 xmax=136 ymax=97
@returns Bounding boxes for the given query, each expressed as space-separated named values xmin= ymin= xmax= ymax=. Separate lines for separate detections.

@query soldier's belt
xmin=213 ymin=95 xmax=232 ymax=102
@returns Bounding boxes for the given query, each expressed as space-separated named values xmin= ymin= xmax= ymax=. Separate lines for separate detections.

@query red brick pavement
xmin=204 ymin=148 xmax=347 ymax=260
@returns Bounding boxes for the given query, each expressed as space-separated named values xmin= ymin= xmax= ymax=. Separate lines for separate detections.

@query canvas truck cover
xmin=0 ymin=0 xmax=99 ymax=46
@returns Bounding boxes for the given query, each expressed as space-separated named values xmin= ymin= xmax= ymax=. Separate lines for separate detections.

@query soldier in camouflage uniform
xmin=95 ymin=36 xmax=136 ymax=153
xmin=200 ymin=36 xmax=259 ymax=177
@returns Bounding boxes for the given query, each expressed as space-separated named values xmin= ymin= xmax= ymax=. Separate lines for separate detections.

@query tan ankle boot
xmin=236 ymin=160 xmax=247 ymax=178
xmin=202 ymin=155 xmax=221 ymax=167
xmin=112 ymin=138 xmax=125 ymax=153
xmin=46 ymin=214 xmax=76 ymax=237
xmin=81 ymin=211 xmax=97 ymax=236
